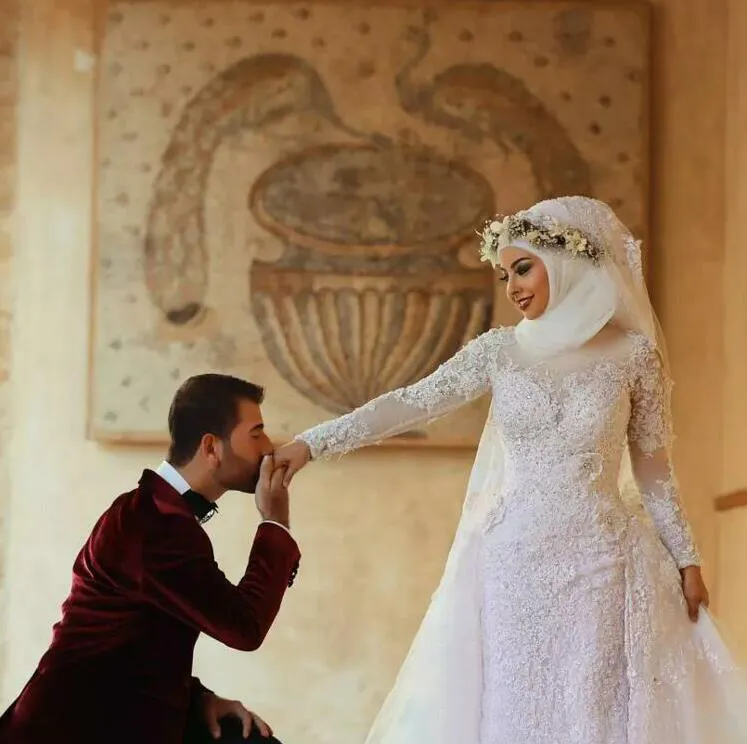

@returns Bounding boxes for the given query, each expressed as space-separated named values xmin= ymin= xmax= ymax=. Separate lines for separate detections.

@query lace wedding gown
xmin=300 ymin=326 xmax=747 ymax=743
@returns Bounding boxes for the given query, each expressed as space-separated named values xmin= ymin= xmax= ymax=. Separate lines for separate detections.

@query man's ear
xmin=199 ymin=433 xmax=221 ymax=466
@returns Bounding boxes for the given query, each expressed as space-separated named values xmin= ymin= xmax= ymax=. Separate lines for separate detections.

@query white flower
xmin=489 ymin=220 xmax=503 ymax=233
xmin=566 ymin=232 xmax=589 ymax=254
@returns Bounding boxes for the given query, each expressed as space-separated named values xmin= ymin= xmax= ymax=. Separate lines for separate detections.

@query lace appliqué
xmin=625 ymin=237 xmax=645 ymax=287
xmin=627 ymin=336 xmax=700 ymax=568
xmin=627 ymin=338 xmax=674 ymax=455
xmin=296 ymin=328 xmax=511 ymax=459
xmin=639 ymin=466 xmax=701 ymax=569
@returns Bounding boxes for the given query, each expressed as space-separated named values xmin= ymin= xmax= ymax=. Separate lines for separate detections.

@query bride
xmin=276 ymin=196 xmax=747 ymax=743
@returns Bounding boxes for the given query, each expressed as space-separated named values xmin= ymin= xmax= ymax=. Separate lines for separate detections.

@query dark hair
xmin=167 ymin=373 xmax=265 ymax=466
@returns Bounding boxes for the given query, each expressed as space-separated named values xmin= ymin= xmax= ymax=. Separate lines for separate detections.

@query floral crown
xmin=478 ymin=214 xmax=604 ymax=267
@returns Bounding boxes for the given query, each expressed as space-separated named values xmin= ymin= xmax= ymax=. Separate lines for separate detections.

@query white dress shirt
xmin=155 ymin=461 xmax=291 ymax=535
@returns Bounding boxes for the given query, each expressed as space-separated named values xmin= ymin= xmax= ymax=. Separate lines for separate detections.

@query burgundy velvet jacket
xmin=0 ymin=469 xmax=301 ymax=744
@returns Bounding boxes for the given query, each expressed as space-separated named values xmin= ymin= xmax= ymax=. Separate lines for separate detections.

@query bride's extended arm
xmin=627 ymin=341 xmax=701 ymax=570
xmin=294 ymin=329 xmax=501 ymax=460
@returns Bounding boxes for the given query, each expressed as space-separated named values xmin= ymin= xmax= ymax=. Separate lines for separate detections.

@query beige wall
xmin=645 ymin=0 xmax=725 ymax=577
xmin=713 ymin=0 xmax=747 ymax=659
xmin=716 ymin=506 xmax=747 ymax=664
xmin=0 ymin=0 xmax=19 ymax=683
xmin=2 ymin=0 xmax=746 ymax=742
xmin=5 ymin=7 xmax=475 ymax=734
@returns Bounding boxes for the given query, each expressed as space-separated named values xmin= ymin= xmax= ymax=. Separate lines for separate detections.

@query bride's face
xmin=497 ymin=246 xmax=550 ymax=320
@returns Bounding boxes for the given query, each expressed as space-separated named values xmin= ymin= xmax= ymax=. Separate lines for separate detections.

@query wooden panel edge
xmin=715 ymin=490 xmax=747 ymax=512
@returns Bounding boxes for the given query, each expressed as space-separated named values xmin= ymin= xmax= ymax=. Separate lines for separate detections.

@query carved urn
xmin=249 ymin=143 xmax=494 ymax=414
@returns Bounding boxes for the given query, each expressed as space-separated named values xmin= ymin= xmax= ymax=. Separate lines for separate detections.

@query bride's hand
xmin=274 ymin=440 xmax=312 ymax=487
xmin=681 ymin=565 xmax=709 ymax=622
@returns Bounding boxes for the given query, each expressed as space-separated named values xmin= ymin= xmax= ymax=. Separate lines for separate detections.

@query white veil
xmin=364 ymin=197 xmax=664 ymax=744
xmin=362 ymin=403 xmax=501 ymax=744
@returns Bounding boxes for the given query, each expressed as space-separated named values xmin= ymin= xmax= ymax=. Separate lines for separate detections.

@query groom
xmin=0 ymin=374 xmax=301 ymax=744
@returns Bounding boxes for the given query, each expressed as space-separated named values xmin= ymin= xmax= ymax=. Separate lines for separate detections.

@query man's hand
xmin=255 ymin=455 xmax=290 ymax=529
xmin=681 ymin=565 xmax=709 ymax=622
xmin=201 ymin=691 xmax=273 ymax=740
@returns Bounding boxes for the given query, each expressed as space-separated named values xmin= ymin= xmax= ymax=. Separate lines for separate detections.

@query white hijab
xmin=504 ymin=239 xmax=618 ymax=359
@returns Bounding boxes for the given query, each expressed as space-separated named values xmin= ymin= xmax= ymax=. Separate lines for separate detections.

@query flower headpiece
xmin=478 ymin=213 xmax=604 ymax=267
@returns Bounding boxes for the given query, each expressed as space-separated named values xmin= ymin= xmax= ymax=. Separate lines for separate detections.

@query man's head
xmin=167 ymin=374 xmax=272 ymax=497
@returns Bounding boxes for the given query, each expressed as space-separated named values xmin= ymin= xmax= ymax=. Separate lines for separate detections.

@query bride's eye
xmin=497 ymin=271 xmax=509 ymax=283
xmin=515 ymin=260 xmax=532 ymax=276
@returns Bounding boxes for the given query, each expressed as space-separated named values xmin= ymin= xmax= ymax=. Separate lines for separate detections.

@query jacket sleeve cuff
xmin=255 ymin=522 xmax=301 ymax=587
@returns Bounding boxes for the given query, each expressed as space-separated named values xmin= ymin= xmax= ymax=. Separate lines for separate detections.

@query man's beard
xmin=235 ymin=469 xmax=260 ymax=494
xmin=219 ymin=467 xmax=259 ymax=495
xmin=216 ymin=448 xmax=260 ymax=494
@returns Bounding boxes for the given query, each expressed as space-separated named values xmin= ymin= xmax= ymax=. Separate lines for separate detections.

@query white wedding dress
xmin=299 ymin=326 xmax=747 ymax=743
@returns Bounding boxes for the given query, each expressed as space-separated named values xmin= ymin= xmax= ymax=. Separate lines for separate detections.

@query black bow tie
xmin=182 ymin=489 xmax=218 ymax=524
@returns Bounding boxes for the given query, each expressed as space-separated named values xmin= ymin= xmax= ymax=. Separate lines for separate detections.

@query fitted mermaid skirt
xmin=479 ymin=489 xmax=747 ymax=744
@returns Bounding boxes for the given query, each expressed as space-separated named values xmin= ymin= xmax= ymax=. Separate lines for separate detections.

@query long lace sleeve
xmin=627 ymin=340 xmax=701 ymax=568
xmin=296 ymin=328 xmax=505 ymax=459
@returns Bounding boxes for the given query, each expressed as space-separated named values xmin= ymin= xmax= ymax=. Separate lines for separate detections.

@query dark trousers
xmin=183 ymin=714 xmax=283 ymax=744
